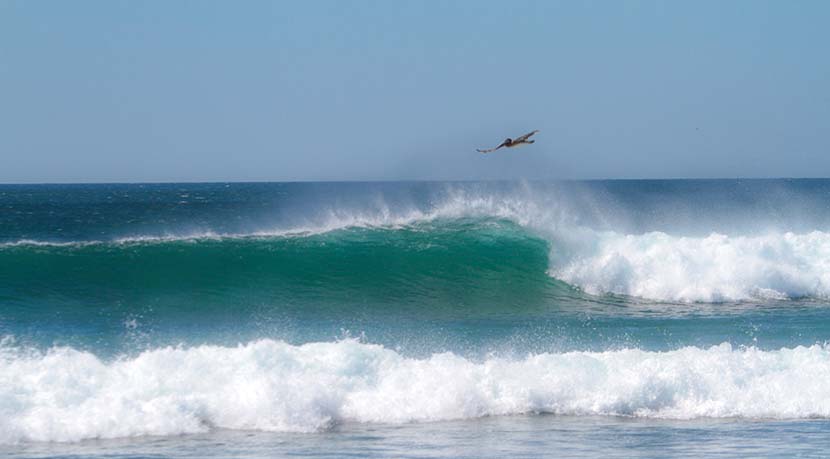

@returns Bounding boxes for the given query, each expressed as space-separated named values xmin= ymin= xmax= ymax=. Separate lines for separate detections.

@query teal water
xmin=3 ymin=180 xmax=830 ymax=457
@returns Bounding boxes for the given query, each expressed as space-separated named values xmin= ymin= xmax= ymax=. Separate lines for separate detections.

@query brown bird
xmin=477 ymin=130 xmax=539 ymax=153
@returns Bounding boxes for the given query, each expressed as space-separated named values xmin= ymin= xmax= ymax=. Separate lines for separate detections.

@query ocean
xmin=3 ymin=179 xmax=830 ymax=458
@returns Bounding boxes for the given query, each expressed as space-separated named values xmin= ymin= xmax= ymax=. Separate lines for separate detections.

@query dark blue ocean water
xmin=3 ymin=180 xmax=830 ymax=457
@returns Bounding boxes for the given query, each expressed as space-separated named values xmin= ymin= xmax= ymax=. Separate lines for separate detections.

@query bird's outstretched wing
xmin=476 ymin=142 xmax=506 ymax=154
xmin=513 ymin=130 xmax=539 ymax=143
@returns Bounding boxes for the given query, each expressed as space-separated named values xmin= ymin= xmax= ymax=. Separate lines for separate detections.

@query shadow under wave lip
xmin=548 ymin=279 xmax=830 ymax=317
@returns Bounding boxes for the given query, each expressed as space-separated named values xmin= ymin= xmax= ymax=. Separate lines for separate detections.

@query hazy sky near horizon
xmin=1 ymin=0 xmax=829 ymax=183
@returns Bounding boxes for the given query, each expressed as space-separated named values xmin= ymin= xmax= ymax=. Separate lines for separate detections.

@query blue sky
xmin=1 ymin=0 xmax=828 ymax=183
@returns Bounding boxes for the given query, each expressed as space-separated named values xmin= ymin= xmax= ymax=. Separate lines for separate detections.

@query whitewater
xmin=3 ymin=339 xmax=830 ymax=444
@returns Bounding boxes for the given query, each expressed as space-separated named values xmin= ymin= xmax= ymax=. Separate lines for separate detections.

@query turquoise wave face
xmin=1 ymin=218 xmax=556 ymax=312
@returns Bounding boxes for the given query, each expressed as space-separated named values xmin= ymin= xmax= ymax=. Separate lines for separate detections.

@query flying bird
xmin=477 ymin=130 xmax=539 ymax=153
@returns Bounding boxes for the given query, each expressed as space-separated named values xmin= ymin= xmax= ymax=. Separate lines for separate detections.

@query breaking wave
xmin=5 ymin=211 xmax=830 ymax=303
xmin=3 ymin=339 xmax=830 ymax=443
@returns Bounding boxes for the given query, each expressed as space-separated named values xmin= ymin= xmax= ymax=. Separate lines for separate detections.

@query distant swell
xmin=3 ymin=339 xmax=830 ymax=443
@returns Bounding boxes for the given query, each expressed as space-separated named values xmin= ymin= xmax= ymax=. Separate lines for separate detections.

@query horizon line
xmin=1 ymin=176 xmax=829 ymax=186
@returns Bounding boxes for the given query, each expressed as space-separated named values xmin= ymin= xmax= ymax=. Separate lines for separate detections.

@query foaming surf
xmin=4 ymin=338 xmax=830 ymax=443
xmin=551 ymin=230 xmax=830 ymax=302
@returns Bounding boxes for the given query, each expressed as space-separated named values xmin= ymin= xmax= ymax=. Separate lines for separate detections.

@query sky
xmin=1 ymin=0 xmax=828 ymax=183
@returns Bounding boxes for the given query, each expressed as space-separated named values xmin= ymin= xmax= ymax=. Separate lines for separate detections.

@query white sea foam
xmin=3 ymin=339 xmax=830 ymax=443
xmin=551 ymin=230 xmax=830 ymax=302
